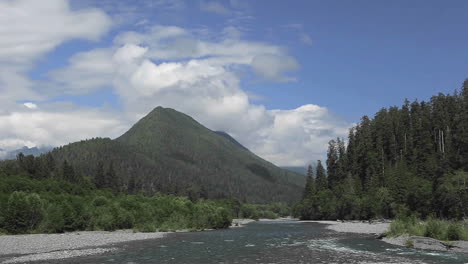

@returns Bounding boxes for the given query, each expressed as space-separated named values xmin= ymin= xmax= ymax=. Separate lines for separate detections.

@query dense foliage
xmin=295 ymin=80 xmax=468 ymax=220
xmin=41 ymin=107 xmax=304 ymax=204
xmin=0 ymin=161 xmax=288 ymax=235
xmin=387 ymin=216 xmax=468 ymax=241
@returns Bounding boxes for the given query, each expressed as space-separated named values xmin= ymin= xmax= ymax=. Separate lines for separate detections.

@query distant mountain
xmin=50 ymin=107 xmax=305 ymax=203
xmin=281 ymin=166 xmax=307 ymax=175
xmin=1 ymin=146 xmax=52 ymax=160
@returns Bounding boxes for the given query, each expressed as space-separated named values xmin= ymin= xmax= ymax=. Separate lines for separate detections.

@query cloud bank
xmin=0 ymin=0 xmax=350 ymax=166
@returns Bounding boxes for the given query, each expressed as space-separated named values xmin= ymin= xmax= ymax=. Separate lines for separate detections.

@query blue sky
xmin=39 ymin=0 xmax=468 ymax=119
xmin=1 ymin=0 xmax=467 ymax=165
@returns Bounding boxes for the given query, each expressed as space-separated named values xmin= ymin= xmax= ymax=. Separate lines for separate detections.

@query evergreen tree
xmin=302 ymin=165 xmax=315 ymax=199
xmin=94 ymin=162 xmax=105 ymax=188
xmin=326 ymin=140 xmax=339 ymax=188
xmin=104 ymin=162 xmax=120 ymax=191
xmin=459 ymin=79 xmax=468 ymax=170
xmin=297 ymin=79 xmax=468 ymax=220
xmin=315 ymin=160 xmax=328 ymax=192
xmin=61 ymin=160 xmax=77 ymax=183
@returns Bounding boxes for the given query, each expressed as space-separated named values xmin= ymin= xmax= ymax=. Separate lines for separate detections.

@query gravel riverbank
xmin=307 ymin=220 xmax=391 ymax=234
xmin=0 ymin=230 xmax=166 ymax=263
xmin=309 ymin=220 xmax=468 ymax=253
xmin=0 ymin=219 xmax=259 ymax=263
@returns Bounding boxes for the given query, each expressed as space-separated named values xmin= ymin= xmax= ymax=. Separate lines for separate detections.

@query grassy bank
xmin=386 ymin=216 xmax=468 ymax=241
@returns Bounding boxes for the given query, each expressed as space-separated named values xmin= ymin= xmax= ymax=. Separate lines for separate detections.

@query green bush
xmin=91 ymin=196 xmax=110 ymax=207
xmin=387 ymin=216 xmax=467 ymax=241
xmin=240 ymin=204 xmax=259 ymax=220
xmin=405 ymin=239 xmax=414 ymax=248
xmin=424 ymin=218 xmax=446 ymax=240
xmin=260 ymin=210 xmax=278 ymax=219
xmin=39 ymin=204 xmax=65 ymax=233
xmin=447 ymin=222 xmax=462 ymax=241
xmin=4 ymin=192 xmax=44 ymax=234
xmin=214 ymin=207 xmax=232 ymax=228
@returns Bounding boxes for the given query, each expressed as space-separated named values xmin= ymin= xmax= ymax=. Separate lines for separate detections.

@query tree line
xmin=295 ymin=79 xmax=468 ymax=220
xmin=0 ymin=156 xmax=289 ymax=235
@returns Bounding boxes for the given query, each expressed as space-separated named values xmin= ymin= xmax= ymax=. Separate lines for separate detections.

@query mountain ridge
xmin=49 ymin=106 xmax=305 ymax=203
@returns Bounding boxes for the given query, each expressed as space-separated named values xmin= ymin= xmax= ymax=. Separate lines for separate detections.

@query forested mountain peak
xmin=118 ymin=106 xmax=205 ymax=143
xmin=37 ymin=106 xmax=306 ymax=204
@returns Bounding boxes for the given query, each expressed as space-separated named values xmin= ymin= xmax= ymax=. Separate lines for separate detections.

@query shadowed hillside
xmin=49 ymin=107 xmax=305 ymax=204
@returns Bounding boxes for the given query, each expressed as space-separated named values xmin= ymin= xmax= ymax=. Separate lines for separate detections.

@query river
xmin=46 ymin=220 xmax=468 ymax=264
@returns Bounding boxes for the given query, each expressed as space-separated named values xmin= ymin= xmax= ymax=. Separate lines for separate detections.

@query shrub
xmin=4 ymin=192 xmax=44 ymax=234
xmin=258 ymin=210 xmax=278 ymax=219
xmin=424 ymin=218 xmax=446 ymax=240
xmin=447 ymin=222 xmax=462 ymax=241
xmin=39 ymin=204 xmax=65 ymax=233
xmin=91 ymin=196 xmax=110 ymax=207
xmin=93 ymin=209 xmax=116 ymax=231
xmin=213 ymin=207 xmax=232 ymax=229
xmin=240 ymin=204 xmax=259 ymax=220
xmin=405 ymin=239 xmax=414 ymax=248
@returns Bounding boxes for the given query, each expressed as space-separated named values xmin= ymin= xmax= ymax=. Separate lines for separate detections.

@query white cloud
xmin=0 ymin=0 xmax=112 ymax=106
xmin=0 ymin=105 xmax=127 ymax=152
xmin=23 ymin=102 xmax=38 ymax=109
xmin=0 ymin=7 xmax=350 ymax=166
xmin=43 ymin=27 xmax=348 ymax=165
xmin=200 ymin=1 xmax=230 ymax=15
xmin=0 ymin=0 xmax=111 ymax=66
xmin=251 ymin=54 xmax=299 ymax=82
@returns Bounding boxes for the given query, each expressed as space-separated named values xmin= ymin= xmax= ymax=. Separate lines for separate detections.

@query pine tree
xmin=315 ymin=160 xmax=328 ymax=192
xmin=459 ymin=79 xmax=468 ymax=170
xmin=106 ymin=162 xmax=119 ymax=191
xmin=302 ymin=165 xmax=315 ymax=199
xmin=128 ymin=175 xmax=137 ymax=194
xmin=94 ymin=161 xmax=105 ymax=188
xmin=61 ymin=160 xmax=76 ymax=183
xmin=336 ymin=138 xmax=347 ymax=183
xmin=326 ymin=140 xmax=339 ymax=188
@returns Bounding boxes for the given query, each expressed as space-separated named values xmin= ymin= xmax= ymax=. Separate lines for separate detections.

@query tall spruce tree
xmin=460 ymin=79 xmax=468 ymax=170
xmin=302 ymin=165 xmax=315 ymax=199
xmin=326 ymin=140 xmax=339 ymax=188
xmin=315 ymin=160 xmax=328 ymax=192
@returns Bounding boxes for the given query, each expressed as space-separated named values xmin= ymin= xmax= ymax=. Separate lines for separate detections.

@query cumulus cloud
xmin=0 ymin=0 xmax=111 ymax=66
xmin=41 ymin=25 xmax=349 ymax=165
xmin=0 ymin=105 xmax=127 ymax=152
xmin=23 ymin=102 xmax=38 ymax=110
xmin=0 ymin=4 xmax=350 ymax=166
xmin=0 ymin=0 xmax=112 ymax=105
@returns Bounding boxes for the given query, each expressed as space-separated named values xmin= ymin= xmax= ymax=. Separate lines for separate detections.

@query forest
xmin=295 ymin=79 xmax=468 ymax=221
xmin=0 ymin=157 xmax=289 ymax=235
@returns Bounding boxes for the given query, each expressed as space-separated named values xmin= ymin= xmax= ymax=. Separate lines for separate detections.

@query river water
xmin=53 ymin=221 xmax=468 ymax=264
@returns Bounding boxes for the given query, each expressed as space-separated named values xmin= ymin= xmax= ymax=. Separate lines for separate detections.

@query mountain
xmin=281 ymin=166 xmax=307 ymax=175
xmin=214 ymin=131 xmax=249 ymax=151
xmin=1 ymin=146 xmax=52 ymax=160
xmin=49 ymin=107 xmax=305 ymax=203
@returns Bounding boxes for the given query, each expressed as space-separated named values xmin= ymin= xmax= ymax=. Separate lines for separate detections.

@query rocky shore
xmin=0 ymin=230 xmax=166 ymax=263
xmin=311 ymin=220 xmax=468 ymax=253
xmin=230 ymin=218 xmax=256 ymax=228
xmin=312 ymin=220 xmax=391 ymax=234
xmin=382 ymin=234 xmax=468 ymax=253
xmin=0 ymin=219 xmax=259 ymax=263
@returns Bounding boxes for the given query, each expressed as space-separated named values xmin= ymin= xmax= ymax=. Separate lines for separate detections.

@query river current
xmin=49 ymin=220 xmax=468 ymax=264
